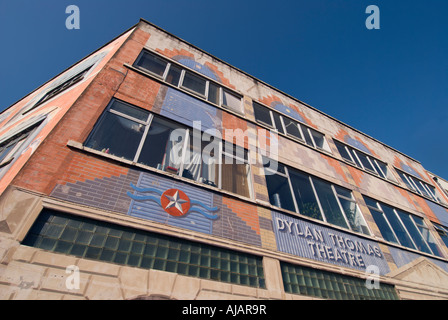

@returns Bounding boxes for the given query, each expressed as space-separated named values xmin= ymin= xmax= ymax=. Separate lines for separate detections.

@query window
xmin=221 ymin=144 xmax=252 ymax=198
xmin=253 ymin=102 xmax=330 ymax=152
xmin=281 ymin=262 xmax=399 ymax=300
xmin=397 ymin=170 xmax=441 ymax=203
xmin=134 ymin=50 xmax=244 ymax=114
xmin=24 ymin=66 xmax=92 ymax=115
xmin=85 ymin=99 xmax=252 ymax=198
xmin=263 ymin=159 xmax=370 ymax=235
xmin=23 ymin=209 xmax=266 ymax=288
xmin=434 ymin=224 xmax=448 ymax=248
xmin=364 ymin=196 xmax=443 ymax=257
xmin=335 ymin=140 xmax=393 ymax=181
xmin=0 ymin=120 xmax=43 ymax=168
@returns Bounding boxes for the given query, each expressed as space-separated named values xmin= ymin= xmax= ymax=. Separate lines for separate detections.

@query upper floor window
xmin=253 ymin=102 xmax=331 ymax=153
xmin=434 ymin=224 xmax=448 ymax=248
xmin=263 ymin=158 xmax=370 ymax=235
xmin=363 ymin=196 xmax=443 ymax=257
xmin=396 ymin=170 xmax=441 ymax=203
xmin=334 ymin=140 xmax=394 ymax=181
xmin=23 ymin=66 xmax=92 ymax=116
xmin=0 ymin=120 xmax=43 ymax=170
xmin=85 ymin=99 xmax=252 ymax=198
xmin=134 ymin=50 xmax=244 ymax=114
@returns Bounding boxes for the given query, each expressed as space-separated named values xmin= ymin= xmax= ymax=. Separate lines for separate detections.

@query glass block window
xmin=281 ymin=262 xmax=399 ymax=300
xmin=22 ymin=209 xmax=266 ymax=288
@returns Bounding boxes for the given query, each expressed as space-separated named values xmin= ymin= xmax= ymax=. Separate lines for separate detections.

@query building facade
xmin=1 ymin=19 xmax=448 ymax=300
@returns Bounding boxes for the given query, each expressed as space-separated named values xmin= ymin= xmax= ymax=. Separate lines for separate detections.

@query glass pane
xmin=381 ymin=204 xmax=415 ymax=249
xmin=398 ymin=171 xmax=415 ymax=191
xmin=299 ymin=124 xmax=314 ymax=147
xmin=110 ymin=100 xmax=150 ymax=122
xmin=310 ymin=129 xmax=328 ymax=150
xmin=222 ymin=90 xmax=242 ymax=114
xmin=265 ymin=172 xmax=296 ymax=212
xmin=373 ymin=160 xmax=387 ymax=179
xmin=182 ymin=134 xmax=219 ymax=188
xmin=135 ymin=52 xmax=167 ymax=77
xmin=221 ymin=157 xmax=251 ymax=198
xmin=338 ymin=197 xmax=369 ymax=235
xmin=289 ymin=170 xmax=322 ymax=221
xmin=367 ymin=207 xmax=395 ymax=244
xmin=312 ymin=179 xmax=348 ymax=229
xmin=207 ymin=82 xmax=219 ymax=105
xmin=283 ymin=118 xmax=303 ymax=140
xmin=138 ymin=116 xmax=187 ymax=173
xmin=166 ymin=65 xmax=182 ymax=87
xmin=85 ymin=112 xmax=144 ymax=161
xmin=397 ymin=211 xmax=432 ymax=254
xmin=253 ymin=103 xmax=273 ymax=127
xmin=335 ymin=142 xmax=353 ymax=162
xmin=412 ymin=217 xmax=442 ymax=256
xmin=272 ymin=113 xmax=285 ymax=134
xmin=355 ymin=151 xmax=375 ymax=172
xmin=182 ymin=71 xmax=206 ymax=96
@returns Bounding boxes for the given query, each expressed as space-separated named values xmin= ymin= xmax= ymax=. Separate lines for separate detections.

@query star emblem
xmin=160 ymin=189 xmax=191 ymax=217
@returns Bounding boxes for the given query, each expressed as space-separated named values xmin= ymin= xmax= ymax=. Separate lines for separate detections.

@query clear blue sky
xmin=1 ymin=0 xmax=447 ymax=178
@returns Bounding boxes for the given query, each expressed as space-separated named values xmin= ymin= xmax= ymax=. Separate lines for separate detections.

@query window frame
xmin=263 ymin=158 xmax=370 ymax=235
xmin=396 ymin=169 xmax=441 ymax=203
xmin=334 ymin=140 xmax=393 ymax=181
xmin=133 ymin=50 xmax=244 ymax=115
xmin=364 ymin=196 xmax=443 ymax=257
xmin=23 ymin=66 xmax=92 ymax=116
xmin=253 ymin=102 xmax=331 ymax=153
xmin=84 ymin=99 xmax=253 ymax=199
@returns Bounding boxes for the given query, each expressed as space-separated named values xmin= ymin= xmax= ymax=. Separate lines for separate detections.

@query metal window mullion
xmin=366 ymin=156 xmax=379 ymax=175
xmin=308 ymin=176 xmax=327 ymax=223
xmin=307 ymin=127 xmax=317 ymax=148
xmin=205 ymin=81 xmax=210 ymax=101
xmin=218 ymin=139 xmax=223 ymax=189
xmin=269 ymin=111 xmax=276 ymax=131
xmin=162 ymin=63 xmax=171 ymax=81
xmin=344 ymin=145 xmax=356 ymax=164
xmin=178 ymin=69 xmax=186 ymax=89
xmin=351 ymin=150 xmax=365 ymax=171
xmin=296 ymin=123 xmax=306 ymax=142
xmin=133 ymin=113 xmax=154 ymax=163
xmin=373 ymin=159 xmax=386 ymax=178
xmin=284 ymin=167 xmax=300 ymax=214
xmin=108 ymin=109 xmax=148 ymax=125
xmin=278 ymin=114 xmax=288 ymax=135
xmin=178 ymin=128 xmax=190 ymax=177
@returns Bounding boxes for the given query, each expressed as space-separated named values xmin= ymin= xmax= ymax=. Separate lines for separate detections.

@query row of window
xmin=252 ymin=102 xmax=331 ymax=152
xmin=23 ymin=208 xmax=400 ymax=299
xmin=134 ymin=50 xmax=244 ymax=114
xmin=397 ymin=170 xmax=441 ymax=203
xmin=134 ymin=49 xmax=444 ymax=205
xmin=12 ymin=47 xmax=442 ymax=207
xmin=83 ymin=99 xmax=446 ymax=258
xmin=85 ymin=99 xmax=252 ymax=198
xmin=263 ymin=159 xmax=370 ymax=235
xmin=364 ymin=197 xmax=443 ymax=257
xmin=263 ymin=159 xmax=446 ymax=257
